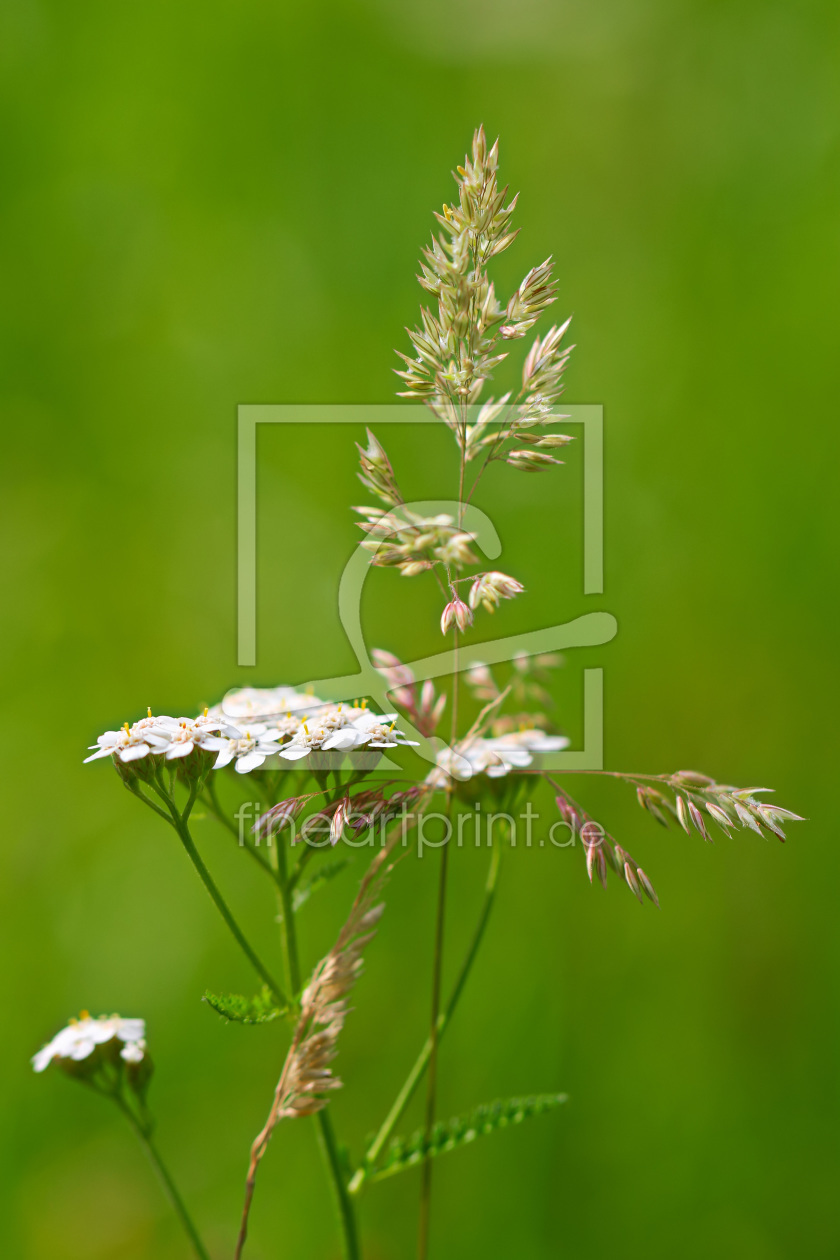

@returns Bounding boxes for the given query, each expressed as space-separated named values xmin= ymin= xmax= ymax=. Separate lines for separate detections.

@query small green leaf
xmin=368 ymin=1094 xmax=567 ymax=1182
xmin=202 ymin=986 xmax=287 ymax=1025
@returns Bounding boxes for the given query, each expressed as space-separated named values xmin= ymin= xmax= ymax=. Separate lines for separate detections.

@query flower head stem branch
xmin=145 ymin=778 xmax=288 ymax=1006
xmin=114 ymin=1096 xmax=210 ymax=1260
xmin=201 ymin=780 xmax=280 ymax=884
xmin=350 ymin=839 xmax=502 ymax=1195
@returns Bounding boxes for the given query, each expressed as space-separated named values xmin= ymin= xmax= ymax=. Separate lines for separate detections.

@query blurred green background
xmin=2 ymin=0 xmax=839 ymax=1256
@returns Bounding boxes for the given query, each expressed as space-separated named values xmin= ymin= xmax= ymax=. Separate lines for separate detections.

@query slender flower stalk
xmin=350 ymin=841 xmax=502 ymax=1195
xmin=146 ymin=774 xmax=287 ymax=1005
xmin=115 ymin=1098 xmax=210 ymax=1260
xmin=418 ymin=795 xmax=451 ymax=1260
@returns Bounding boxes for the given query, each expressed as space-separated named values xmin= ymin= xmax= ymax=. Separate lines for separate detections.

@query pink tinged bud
xmin=675 ymin=795 xmax=691 ymax=835
xmin=372 ymin=648 xmax=401 ymax=669
xmin=555 ymin=796 xmax=581 ymax=829
xmin=454 ymin=598 xmax=472 ymax=632
xmin=637 ymin=869 xmax=660 ymax=908
xmin=687 ymin=801 xmax=709 ymax=841
xmin=763 ymin=805 xmax=805 ymax=822
xmin=734 ymin=801 xmax=763 ymax=835
xmin=624 ymin=862 xmax=644 ymax=904
xmin=329 ymin=798 xmax=351 ymax=846
xmin=255 ymin=793 xmax=314 ymax=838
xmin=420 ymin=679 xmax=435 ymax=712
xmin=756 ymin=805 xmax=787 ymax=841
xmin=535 ymin=433 xmax=574 ymax=449
xmin=706 ymin=802 xmax=734 ymax=833
xmin=580 ymin=821 xmax=602 ymax=848
xmin=440 ymin=597 xmax=472 ymax=636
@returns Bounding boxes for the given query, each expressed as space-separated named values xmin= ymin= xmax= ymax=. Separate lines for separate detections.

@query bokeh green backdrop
xmin=2 ymin=1 xmax=839 ymax=1256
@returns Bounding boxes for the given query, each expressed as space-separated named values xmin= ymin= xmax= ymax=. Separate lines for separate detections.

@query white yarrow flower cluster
xmin=32 ymin=1013 xmax=146 ymax=1073
xmin=85 ymin=689 xmax=418 ymax=774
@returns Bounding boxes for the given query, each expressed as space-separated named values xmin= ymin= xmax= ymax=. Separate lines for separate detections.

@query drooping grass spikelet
xmin=235 ymin=814 xmax=425 ymax=1258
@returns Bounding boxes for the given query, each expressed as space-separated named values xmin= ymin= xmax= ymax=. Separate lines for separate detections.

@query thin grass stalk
xmin=350 ymin=840 xmax=502 ymax=1194
xmin=417 ymin=809 xmax=450 ymax=1260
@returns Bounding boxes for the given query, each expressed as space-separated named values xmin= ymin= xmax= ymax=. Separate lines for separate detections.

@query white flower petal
xmin=68 ymin=1037 xmax=97 ymax=1061
xmin=118 ymin=743 xmax=152 ymax=762
xmin=83 ymin=746 xmax=117 ymax=763
xmin=32 ymin=1045 xmax=55 ymax=1073
xmin=116 ymin=1019 xmax=146 ymax=1043
xmin=235 ymin=751 xmax=266 ymax=773
xmin=165 ymin=741 xmax=195 ymax=760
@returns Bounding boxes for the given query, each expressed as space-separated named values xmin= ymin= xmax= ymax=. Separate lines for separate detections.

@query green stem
xmin=116 ymin=1099 xmax=209 ymax=1260
xmin=315 ymin=1110 xmax=361 ymax=1260
xmin=149 ymin=778 xmax=288 ymax=1007
xmin=350 ymin=841 xmax=502 ymax=1195
xmin=203 ymin=779 xmax=280 ymax=884
xmin=417 ymin=817 xmax=450 ymax=1260
xmin=272 ymin=835 xmax=301 ymax=997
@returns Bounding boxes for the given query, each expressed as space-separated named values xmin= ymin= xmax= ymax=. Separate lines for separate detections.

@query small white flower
xmin=32 ymin=1013 xmax=146 ymax=1073
xmin=203 ymin=724 xmax=282 ymax=774
xmin=84 ymin=712 xmax=171 ymax=764
xmin=120 ymin=1040 xmax=145 ymax=1064
xmin=427 ymin=728 xmax=569 ymax=784
xmin=152 ymin=712 xmax=240 ymax=760
xmin=278 ymin=706 xmax=418 ymax=760
xmin=426 ymin=747 xmax=475 ymax=787
xmin=351 ymin=709 xmax=420 ymax=748
xmin=506 ymin=729 xmax=569 ymax=753
xmin=266 ymin=712 xmax=305 ymax=742
xmin=279 ymin=714 xmax=363 ymax=759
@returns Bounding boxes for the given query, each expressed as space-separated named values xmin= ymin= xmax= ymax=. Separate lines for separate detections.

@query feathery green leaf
xmin=367 ymin=1094 xmax=567 ymax=1183
xmin=203 ymin=986 xmax=287 ymax=1025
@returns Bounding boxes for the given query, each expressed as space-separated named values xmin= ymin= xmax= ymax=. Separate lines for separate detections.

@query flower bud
xmin=440 ymin=597 xmax=473 ymax=636
xmin=468 ymin=571 xmax=525 ymax=612
xmin=506 ymin=449 xmax=560 ymax=472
